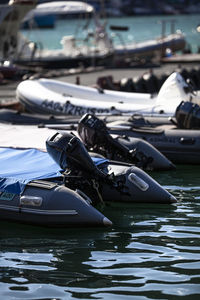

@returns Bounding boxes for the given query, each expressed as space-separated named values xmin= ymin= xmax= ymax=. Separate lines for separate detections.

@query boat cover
xmin=0 ymin=147 xmax=107 ymax=194
xmin=0 ymin=124 xmax=57 ymax=151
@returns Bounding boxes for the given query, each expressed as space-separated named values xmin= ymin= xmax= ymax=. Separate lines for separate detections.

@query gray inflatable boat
xmin=0 ymin=132 xmax=176 ymax=229
xmin=97 ymin=102 xmax=200 ymax=165
xmin=105 ymin=119 xmax=200 ymax=165
xmin=0 ymin=147 xmax=111 ymax=228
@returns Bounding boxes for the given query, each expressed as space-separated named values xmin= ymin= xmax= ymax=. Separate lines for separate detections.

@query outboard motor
xmin=78 ymin=113 xmax=175 ymax=171
xmin=46 ymin=131 xmax=177 ymax=204
xmin=78 ymin=113 xmax=151 ymax=167
xmin=46 ymin=132 xmax=117 ymax=204
xmin=175 ymin=101 xmax=200 ymax=129
xmin=46 ymin=132 xmax=107 ymax=179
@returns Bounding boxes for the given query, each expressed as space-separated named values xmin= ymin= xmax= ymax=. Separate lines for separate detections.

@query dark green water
xmin=1 ymin=165 xmax=200 ymax=299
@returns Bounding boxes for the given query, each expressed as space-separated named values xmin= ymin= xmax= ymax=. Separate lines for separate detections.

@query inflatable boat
xmin=103 ymin=117 xmax=200 ymax=165
xmin=0 ymin=108 xmax=173 ymax=128
xmin=0 ymin=116 xmax=175 ymax=171
xmin=48 ymin=112 xmax=200 ymax=165
xmin=72 ymin=104 xmax=200 ymax=166
xmin=16 ymin=72 xmax=199 ymax=117
xmin=0 ymin=147 xmax=111 ymax=228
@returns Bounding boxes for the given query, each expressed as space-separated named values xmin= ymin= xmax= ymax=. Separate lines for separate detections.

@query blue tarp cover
xmin=0 ymin=147 xmax=107 ymax=195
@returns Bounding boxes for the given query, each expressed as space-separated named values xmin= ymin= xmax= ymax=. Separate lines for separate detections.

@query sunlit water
xmin=21 ymin=14 xmax=200 ymax=53
xmin=1 ymin=165 xmax=200 ymax=299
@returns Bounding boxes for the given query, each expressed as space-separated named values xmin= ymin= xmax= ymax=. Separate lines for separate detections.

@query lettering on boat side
xmin=0 ymin=192 xmax=15 ymax=201
xmin=41 ymin=99 xmax=110 ymax=115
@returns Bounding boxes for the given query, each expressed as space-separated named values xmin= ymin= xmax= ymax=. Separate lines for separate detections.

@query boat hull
xmin=0 ymin=180 xmax=111 ymax=227
xmin=110 ymin=135 xmax=176 ymax=170
xmin=98 ymin=162 xmax=176 ymax=204
xmin=108 ymin=123 xmax=200 ymax=164
xmin=15 ymin=52 xmax=113 ymax=69
xmin=16 ymin=72 xmax=197 ymax=116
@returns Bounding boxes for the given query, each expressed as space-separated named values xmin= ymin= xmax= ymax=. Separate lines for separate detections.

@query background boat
xmin=21 ymin=1 xmax=95 ymax=29
xmin=0 ymin=1 xmax=194 ymax=69
xmin=0 ymin=0 xmax=113 ymax=68
xmin=18 ymin=13 xmax=186 ymax=67
xmin=15 ymin=72 xmax=196 ymax=117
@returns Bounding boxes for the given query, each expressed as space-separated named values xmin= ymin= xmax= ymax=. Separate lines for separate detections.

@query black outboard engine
xmin=46 ymin=132 xmax=107 ymax=179
xmin=46 ymin=132 xmax=116 ymax=204
xmin=78 ymin=113 xmax=153 ymax=169
xmin=175 ymin=101 xmax=200 ymax=129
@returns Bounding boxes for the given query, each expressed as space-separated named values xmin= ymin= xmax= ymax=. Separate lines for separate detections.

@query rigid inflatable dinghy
xmin=0 ymin=147 xmax=111 ymax=227
xmin=104 ymin=117 xmax=200 ymax=165
xmin=16 ymin=72 xmax=198 ymax=116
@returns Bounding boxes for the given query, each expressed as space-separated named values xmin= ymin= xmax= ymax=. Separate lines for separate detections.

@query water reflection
xmin=1 ymin=166 xmax=200 ymax=299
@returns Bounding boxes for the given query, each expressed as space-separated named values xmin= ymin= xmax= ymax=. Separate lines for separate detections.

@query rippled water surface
xmin=1 ymin=165 xmax=200 ymax=299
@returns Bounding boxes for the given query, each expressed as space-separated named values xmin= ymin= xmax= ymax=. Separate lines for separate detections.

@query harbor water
xmin=1 ymin=166 xmax=200 ymax=299
xmin=1 ymin=14 xmax=200 ymax=300
xmin=21 ymin=14 xmax=200 ymax=53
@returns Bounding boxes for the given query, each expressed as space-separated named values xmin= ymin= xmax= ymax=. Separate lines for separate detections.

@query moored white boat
xmin=16 ymin=72 xmax=199 ymax=117
xmin=113 ymin=32 xmax=186 ymax=61
xmin=0 ymin=0 xmax=113 ymax=68
xmin=0 ymin=1 xmax=186 ymax=68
